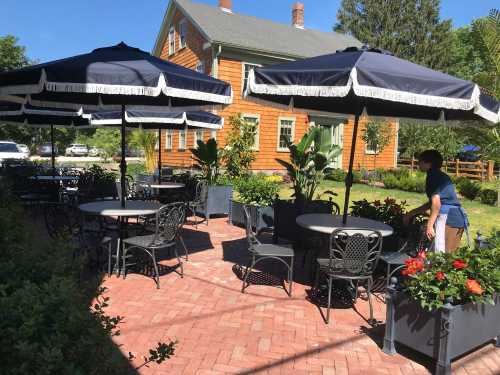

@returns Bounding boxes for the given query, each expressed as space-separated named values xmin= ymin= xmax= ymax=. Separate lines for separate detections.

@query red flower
xmin=465 ymin=279 xmax=484 ymax=295
xmin=435 ymin=272 xmax=446 ymax=281
xmin=417 ymin=250 xmax=427 ymax=260
xmin=452 ymin=259 xmax=467 ymax=270
xmin=402 ymin=257 xmax=425 ymax=276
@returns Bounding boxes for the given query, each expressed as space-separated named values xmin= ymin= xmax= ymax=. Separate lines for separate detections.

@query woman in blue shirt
xmin=403 ymin=150 xmax=468 ymax=252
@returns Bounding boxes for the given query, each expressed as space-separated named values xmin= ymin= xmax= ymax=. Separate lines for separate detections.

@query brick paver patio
xmin=102 ymin=218 xmax=500 ymax=375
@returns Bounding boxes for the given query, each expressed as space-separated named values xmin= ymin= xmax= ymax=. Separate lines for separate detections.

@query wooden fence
xmin=398 ymin=158 xmax=496 ymax=182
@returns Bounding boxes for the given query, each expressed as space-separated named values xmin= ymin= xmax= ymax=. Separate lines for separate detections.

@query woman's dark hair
xmin=418 ymin=150 xmax=443 ymax=169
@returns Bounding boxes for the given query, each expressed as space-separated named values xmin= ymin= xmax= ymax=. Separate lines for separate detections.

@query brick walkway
xmin=102 ymin=218 xmax=500 ymax=375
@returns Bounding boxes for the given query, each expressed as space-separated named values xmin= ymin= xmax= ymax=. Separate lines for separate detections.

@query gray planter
xmin=229 ymin=200 xmax=274 ymax=234
xmin=383 ymin=279 xmax=500 ymax=375
xmin=196 ymin=185 xmax=232 ymax=220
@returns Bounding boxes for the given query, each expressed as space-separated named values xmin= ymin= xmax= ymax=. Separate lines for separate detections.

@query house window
xmin=242 ymin=63 xmax=261 ymax=93
xmin=194 ymin=129 xmax=204 ymax=147
xmin=210 ymin=129 xmax=217 ymax=140
xmin=277 ymin=117 xmax=295 ymax=151
xmin=165 ymin=129 xmax=173 ymax=150
xmin=179 ymin=19 xmax=187 ymax=49
xmin=195 ymin=61 xmax=205 ymax=74
xmin=168 ymin=26 xmax=175 ymax=55
xmin=178 ymin=128 xmax=186 ymax=150
xmin=242 ymin=114 xmax=260 ymax=150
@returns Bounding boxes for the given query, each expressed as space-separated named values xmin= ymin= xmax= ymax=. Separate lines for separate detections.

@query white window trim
xmin=277 ymin=116 xmax=296 ymax=152
xmin=179 ymin=19 xmax=187 ymax=49
xmin=165 ymin=129 xmax=173 ymax=150
xmin=241 ymin=62 xmax=262 ymax=94
xmin=178 ymin=128 xmax=187 ymax=150
xmin=168 ymin=26 xmax=176 ymax=55
xmin=195 ymin=60 xmax=205 ymax=74
xmin=242 ymin=113 xmax=260 ymax=151
xmin=194 ymin=129 xmax=204 ymax=147
xmin=210 ymin=129 xmax=217 ymax=140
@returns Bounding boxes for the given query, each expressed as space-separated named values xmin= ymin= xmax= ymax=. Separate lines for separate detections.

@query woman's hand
xmin=426 ymin=224 xmax=435 ymax=240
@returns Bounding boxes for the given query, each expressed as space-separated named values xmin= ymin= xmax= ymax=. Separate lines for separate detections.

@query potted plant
xmin=274 ymin=127 xmax=341 ymax=243
xmin=383 ymin=237 xmax=500 ymax=375
xmin=229 ymin=175 xmax=280 ymax=233
xmin=190 ymin=139 xmax=232 ymax=218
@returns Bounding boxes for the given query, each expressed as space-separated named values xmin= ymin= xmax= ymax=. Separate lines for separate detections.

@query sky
xmin=1 ymin=0 xmax=497 ymax=63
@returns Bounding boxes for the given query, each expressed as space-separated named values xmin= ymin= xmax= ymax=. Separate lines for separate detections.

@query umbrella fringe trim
xmin=474 ymin=104 xmax=500 ymax=123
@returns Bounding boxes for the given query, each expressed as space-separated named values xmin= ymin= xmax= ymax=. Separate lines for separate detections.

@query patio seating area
xmin=100 ymin=217 xmax=499 ymax=375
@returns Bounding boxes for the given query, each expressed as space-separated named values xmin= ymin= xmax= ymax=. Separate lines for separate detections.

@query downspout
xmin=212 ymin=44 xmax=222 ymax=79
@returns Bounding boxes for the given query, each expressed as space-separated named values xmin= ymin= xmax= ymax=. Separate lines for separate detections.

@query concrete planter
xmin=229 ymin=200 xmax=274 ymax=234
xmin=383 ymin=280 xmax=500 ymax=375
xmin=196 ymin=185 xmax=232 ymax=220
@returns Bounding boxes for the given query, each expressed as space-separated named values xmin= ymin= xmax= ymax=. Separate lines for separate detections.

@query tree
xmin=190 ymin=138 xmax=221 ymax=185
xmin=90 ymin=129 xmax=122 ymax=161
xmin=335 ymin=0 xmax=453 ymax=71
xmin=128 ymin=129 xmax=157 ymax=172
xmin=0 ymin=35 xmax=28 ymax=72
xmin=222 ymin=114 xmax=257 ymax=178
xmin=360 ymin=120 xmax=391 ymax=169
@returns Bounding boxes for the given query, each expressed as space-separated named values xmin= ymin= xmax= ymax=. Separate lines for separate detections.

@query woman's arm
xmin=426 ymin=194 xmax=441 ymax=240
xmin=403 ymin=201 xmax=431 ymax=225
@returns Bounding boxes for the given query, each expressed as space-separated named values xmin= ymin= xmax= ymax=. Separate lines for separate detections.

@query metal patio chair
xmin=241 ymin=205 xmax=295 ymax=296
xmin=314 ymin=229 xmax=383 ymax=324
xmin=122 ymin=203 xmax=185 ymax=288
xmin=186 ymin=179 xmax=208 ymax=228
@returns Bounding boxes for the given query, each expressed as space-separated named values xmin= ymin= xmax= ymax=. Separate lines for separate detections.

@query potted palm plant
xmin=383 ymin=236 xmax=500 ymax=375
xmin=273 ymin=127 xmax=341 ymax=243
xmin=190 ymin=138 xmax=232 ymax=218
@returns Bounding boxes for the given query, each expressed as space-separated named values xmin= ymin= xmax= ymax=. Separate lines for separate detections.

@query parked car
xmin=88 ymin=147 xmax=103 ymax=157
xmin=17 ymin=144 xmax=30 ymax=157
xmin=65 ymin=144 xmax=89 ymax=157
xmin=37 ymin=143 xmax=58 ymax=157
xmin=0 ymin=141 xmax=28 ymax=162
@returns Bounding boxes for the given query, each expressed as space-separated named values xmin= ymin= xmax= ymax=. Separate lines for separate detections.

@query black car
xmin=37 ymin=143 xmax=58 ymax=157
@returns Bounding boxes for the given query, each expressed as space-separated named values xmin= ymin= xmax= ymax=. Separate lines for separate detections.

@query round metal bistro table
xmin=296 ymin=214 xmax=394 ymax=281
xmin=78 ymin=200 xmax=162 ymax=274
xmin=30 ymin=175 xmax=80 ymax=182
xmin=296 ymin=214 xmax=394 ymax=237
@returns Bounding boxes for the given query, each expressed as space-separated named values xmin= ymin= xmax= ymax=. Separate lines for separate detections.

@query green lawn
xmin=279 ymin=181 xmax=499 ymax=237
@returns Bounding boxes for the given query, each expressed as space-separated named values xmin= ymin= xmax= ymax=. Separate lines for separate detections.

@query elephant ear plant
xmin=190 ymin=138 xmax=221 ymax=185
xmin=276 ymin=127 xmax=341 ymax=204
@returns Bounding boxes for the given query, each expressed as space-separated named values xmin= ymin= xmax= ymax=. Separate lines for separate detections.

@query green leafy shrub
xmin=350 ymin=197 xmax=407 ymax=235
xmin=325 ymin=168 xmax=347 ymax=182
xmin=0 ymin=183 xmax=176 ymax=374
xmin=233 ymin=175 xmax=279 ymax=206
xmin=457 ymin=178 xmax=481 ymax=200
xmin=403 ymin=242 xmax=500 ymax=311
xmin=190 ymin=138 xmax=222 ymax=185
xmin=382 ymin=173 xmax=399 ymax=189
xmin=127 ymin=163 xmax=148 ymax=179
xmin=480 ymin=189 xmax=498 ymax=205
xmin=381 ymin=171 xmax=425 ymax=193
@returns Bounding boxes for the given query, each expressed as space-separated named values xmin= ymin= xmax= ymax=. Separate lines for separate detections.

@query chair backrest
xmin=153 ymin=203 xmax=186 ymax=245
xmin=193 ymin=180 xmax=208 ymax=204
xmin=242 ymin=205 xmax=260 ymax=248
xmin=329 ymin=229 xmax=383 ymax=276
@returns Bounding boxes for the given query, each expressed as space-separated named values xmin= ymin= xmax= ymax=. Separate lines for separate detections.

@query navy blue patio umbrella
xmin=245 ymin=46 xmax=500 ymax=223
xmin=0 ymin=103 xmax=223 ymax=181
xmin=0 ymin=42 xmax=232 ymax=206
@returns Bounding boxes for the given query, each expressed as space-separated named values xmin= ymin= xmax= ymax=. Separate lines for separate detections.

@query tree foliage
xmin=222 ymin=114 xmax=257 ymax=178
xmin=0 ymin=35 xmax=29 ymax=71
xmin=190 ymin=138 xmax=221 ymax=185
xmin=335 ymin=0 xmax=453 ymax=71
xmin=361 ymin=120 xmax=392 ymax=169
xmin=129 ymin=129 xmax=157 ymax=172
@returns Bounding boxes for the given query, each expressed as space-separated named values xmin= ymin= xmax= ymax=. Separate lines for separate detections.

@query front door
xmin=309 ymin=116 xmax=345 ymax=169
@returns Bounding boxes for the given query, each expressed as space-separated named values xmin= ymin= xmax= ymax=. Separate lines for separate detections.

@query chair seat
xmin=123 ymin=234 xmax=174 ymax=249
xmin=379 ymin=252 xmax=409 ymax=265
xmin=316 ymin=258 xmax=370 ymax=279
xmin=252 ymin=243 xmax=294 ymax=257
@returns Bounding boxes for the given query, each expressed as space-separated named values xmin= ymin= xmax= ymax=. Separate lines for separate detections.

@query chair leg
xmin=122 ymin=245 xmax=128 ymax=280
xmin=173 ymin=245 xmax=184 ymax=278
xmin=241 ymin=255 xmax=254 ymax=293
xmin=326 ymin=275 xmax=333 ymax=324
xmin=178 ymin=234 xmax=188 ymax=261
xmin=107 ymin=241 xmax=112 ymax=277
xmin=288 ymin=256 xmax=294 ymax=297
xmin=367 ymin=277 xmax=375 ymax=324
xmin=151 ymin=249 xmax=160 ymax=289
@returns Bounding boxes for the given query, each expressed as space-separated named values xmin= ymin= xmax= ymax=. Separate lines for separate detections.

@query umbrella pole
xmin=342 ymin=112 xmax=360 ymax=224
xmin=158 ymin=128 xmax=162 ymax=184
xmin=50 ymin=124 xmax=55 ymax=177
xmin=120 ymin=105 xmax=127 ymax=207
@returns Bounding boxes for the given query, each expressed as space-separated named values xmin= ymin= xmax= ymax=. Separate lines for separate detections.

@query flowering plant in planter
xmin=350 ymin=197 xmax=408 ymax=235
xmin=403 ymin=244 xmax=500 ymax=311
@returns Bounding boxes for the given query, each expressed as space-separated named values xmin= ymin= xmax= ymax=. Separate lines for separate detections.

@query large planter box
xmin=273 ymin=199 xmax=334 ymax=243
xmin=196 ymin=185 xmax=232 ymax=220
xmin=383 ymin=282 xmax=500 ymax=375
xmin=229 ymin=200 xmax=274 ymax=234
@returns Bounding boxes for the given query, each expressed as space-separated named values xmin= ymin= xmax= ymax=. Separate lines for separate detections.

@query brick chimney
xmin=292 ymin=2 xmax=304 ymax=29
xmin=219 ymin=0 xmax=232 ymax=13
